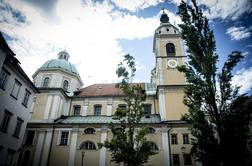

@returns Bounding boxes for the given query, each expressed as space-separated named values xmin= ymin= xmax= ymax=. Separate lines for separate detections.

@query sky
xmin=0 ymin=0 xmax=252 ymax=94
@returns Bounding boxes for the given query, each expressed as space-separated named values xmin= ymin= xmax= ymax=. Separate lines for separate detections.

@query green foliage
xmin=99 ymin=54 xmax=156 ymax=166
xmin=177 ymin=0 xmax=251 ymax=165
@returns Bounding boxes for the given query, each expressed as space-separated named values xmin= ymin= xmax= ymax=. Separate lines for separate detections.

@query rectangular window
xmin=22 ymin=89 xmax=31 ymax=107
xmin=10 ymin=79 xmax=21 ymax=99
xmin=144 ymin=104 xmax=151 ymax=116
xmin=94 ymin=105 xmax=101 ymax=116
xmin=73 ymin=105 xmax=81 ymax=116
xmin=183 ymin=154 xmax=192 ymax=165
xmin=183 ymin=133 xmax=190 ymax=144
xmin=13 ymin=117 xmax=24 ymax=138
xmin=60 ymin=131 xmax=69 ymax=145
xmin=4 ymin=149 xmax=15 ymax=166
xmin=0 ymin=110 xmax=13 ymax=133
xmin=172 ymin=154 xmax=180 ymax=165
xmin=118 ymin=104 xmax=126 ymax=111
xmin=0 ymin=68 xmax=10 ymax=90
xmin=171 ymin=134 xmax=178 ymax=144
xmin=25 ymin=130 xmax=35 ymax=145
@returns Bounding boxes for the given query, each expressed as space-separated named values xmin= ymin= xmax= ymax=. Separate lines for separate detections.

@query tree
xmin=177 ymin=0 xmax=251 ymax=165
xmin=99 ymin=54 xmax=156 ymax=166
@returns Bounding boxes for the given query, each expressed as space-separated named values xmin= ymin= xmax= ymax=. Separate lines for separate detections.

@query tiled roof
xmin=56 ymin=114 xmax=161 ymax=124
xmin=75 ymin=83 xmax=146 ymax=97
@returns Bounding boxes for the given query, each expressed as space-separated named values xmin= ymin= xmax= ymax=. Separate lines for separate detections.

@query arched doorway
xmin=21 ymin=150 xmax=31 ymax=166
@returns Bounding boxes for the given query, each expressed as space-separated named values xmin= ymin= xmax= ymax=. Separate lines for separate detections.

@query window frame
xmin=94 ymin=105 xmax=102 ymax=116
xmin=63 ymin=80 xmax=69 ymax=91
xmin=0 ymin=67 xmax=10 ymax=90
xmin=147 ymin=127 xmax=155 ymax=134
xmin=172 ymin=154 xmax=180 ymax=165
xmin=118 ymin=104 xmax=126 ymax=111
xmin=10 ymin=79 xmax=21 ymax=99
xmin=147 ymin=141 xmax=159 ymax=152
xmin=59 ymin=131 xmax=69 ymax=146
xmin=22 ymin=89 xmax=31 ymax=107
xmin=183 ymin=133 xmax=190 ymax=144
xmin=43 ymin=77 xmax=50 ymax=88
xmin=171 ymin=133 xmax=178 ymax=144
xmin=0 ymin=110 xmax=13 ymax=133
xmin=183 ymin=153 xmax=192 ymax=165
xmin=13 ymin=117 xmax=24 ymax=138
xmin=84 ymin=128 xmax=96 ymax=134
xmin=80 ymin=141 xmax=96 ymax=150
xmin=143 ymin=104 xmax=151 ymax=116
xmin=166 ymin=43 xmax=176 ymax=56
xmin=73 ymin=105 xmax=81 ymax=116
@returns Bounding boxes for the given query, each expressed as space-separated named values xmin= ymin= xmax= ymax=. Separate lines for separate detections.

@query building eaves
xmin=0 ymin=32 xmax=15 ymax=57
xmin=55 ymin=114 xmax=161 ymax=124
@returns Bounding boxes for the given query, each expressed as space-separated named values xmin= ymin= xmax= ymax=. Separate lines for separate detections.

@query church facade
xmin=18 ymin=12 xmax=195 ymax=166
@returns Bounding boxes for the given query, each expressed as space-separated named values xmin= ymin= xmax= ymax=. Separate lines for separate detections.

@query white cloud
xmin=0 ymin=0 xmax=164 ymax=86
xmin=171 ymin=0 xmax=252 ymax=20
xmin=232 ymin=67 xmax=252 ymax=94
xmin=201 ymin=0 xmax=252 ymax=20
xmin=226 ymin=26 xmax=251 ymax=40
xmin=111 ymin=0 xmax=164 ymax=12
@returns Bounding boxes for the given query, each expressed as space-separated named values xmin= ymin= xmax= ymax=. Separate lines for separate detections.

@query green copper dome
xmin=41 ymin=51 xmax=79 ymax=75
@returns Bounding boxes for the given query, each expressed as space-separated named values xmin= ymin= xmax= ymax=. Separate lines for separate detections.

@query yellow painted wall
xmin=165 ymin=87 xmax=188 ymax=120
xmin=48 ymin=131 xmax=70 ymax=166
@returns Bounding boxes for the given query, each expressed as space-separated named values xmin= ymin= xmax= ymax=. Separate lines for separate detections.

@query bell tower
xmin=152 ymin=9 xmax=187 ymax=121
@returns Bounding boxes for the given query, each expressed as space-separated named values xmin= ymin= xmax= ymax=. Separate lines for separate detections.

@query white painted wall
xmin=0 ymin=58 xmax=36 ymax=166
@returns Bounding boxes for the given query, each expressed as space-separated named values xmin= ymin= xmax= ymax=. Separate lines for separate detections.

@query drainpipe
xmin=168 ymin=126 xmax=172 ymax=166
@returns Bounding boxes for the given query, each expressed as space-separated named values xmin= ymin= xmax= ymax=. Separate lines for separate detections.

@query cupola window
xmin=166 ymin=43 xmax=176 ymax=56
xmin=63 ymin=80 xmax=69 ymax=91
xmin=43 ymin=77 xmax=50 ymax=88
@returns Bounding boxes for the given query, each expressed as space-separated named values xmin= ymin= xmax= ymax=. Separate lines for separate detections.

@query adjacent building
xmin=0 ymin=32 xmax=38 ymax=166
xmin=19 ymin=12 xmax=195 ymax=166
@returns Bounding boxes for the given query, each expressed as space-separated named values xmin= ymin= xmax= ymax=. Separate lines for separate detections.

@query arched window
xmin=63 ymin=80 xmax=69 ymax=91
xmin=84 ymin=128 xmax=95 ymax=134
xmin=43 ymin=77 xmax=50 ymax=88
xmin=147 ymin=127 xmax=155 ymax=134
xmin=79 ymin=141 xmax=96 ymax=150
xmin=147 ymin=141 xmax=159 ymax=151
xmin=166 ymin=43 xmax=175 ymax=56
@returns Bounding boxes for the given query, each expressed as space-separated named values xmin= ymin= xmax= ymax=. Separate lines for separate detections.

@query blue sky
xmin=0 ymin=0 xmax=251 ymax=94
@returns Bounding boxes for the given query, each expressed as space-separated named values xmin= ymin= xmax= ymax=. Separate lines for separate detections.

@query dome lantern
xmin=160 ymin=8 xmax=169 ymax=24
xmin=58 ymin=50 xmax=70 ymax=61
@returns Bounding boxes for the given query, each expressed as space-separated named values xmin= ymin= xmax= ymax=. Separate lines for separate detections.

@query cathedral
xmin=18 ymin=12 xmax=195 ymax=166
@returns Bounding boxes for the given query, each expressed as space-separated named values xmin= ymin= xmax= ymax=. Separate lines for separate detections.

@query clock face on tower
xmin=167 ymin=59 xmax=178 ymax=68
